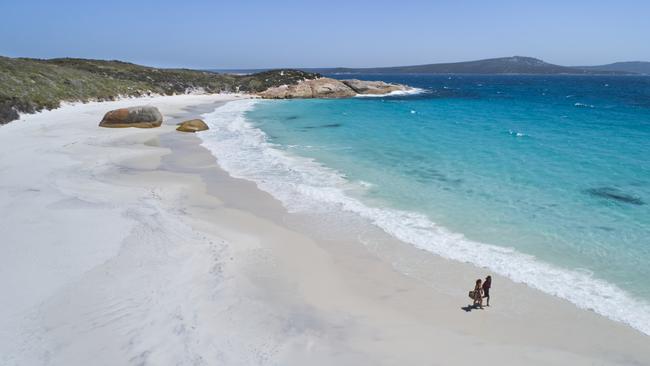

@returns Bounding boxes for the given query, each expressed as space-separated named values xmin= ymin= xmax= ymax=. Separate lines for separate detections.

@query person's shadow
xmin=461 ymin=304 xmax=481 ymax=312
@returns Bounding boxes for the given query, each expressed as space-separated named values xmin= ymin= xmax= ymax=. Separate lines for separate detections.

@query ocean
xmin=199 ymin=74 xmax=650 ymax=335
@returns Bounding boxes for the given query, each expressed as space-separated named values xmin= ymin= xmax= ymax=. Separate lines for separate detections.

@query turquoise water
xmin=200 ymin=75 xmax=650 ymax=334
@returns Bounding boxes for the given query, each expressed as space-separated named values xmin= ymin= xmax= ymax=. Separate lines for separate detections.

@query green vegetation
xmin=0 ymin=56 xmax=320 ymax=124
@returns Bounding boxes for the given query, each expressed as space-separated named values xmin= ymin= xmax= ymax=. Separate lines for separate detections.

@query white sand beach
xmin=1 ymin=94 xmax=649 ymax=365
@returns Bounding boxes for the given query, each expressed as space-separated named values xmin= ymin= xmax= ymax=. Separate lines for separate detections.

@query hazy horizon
xmin=1 ymin=0 xmax=649 ymax=69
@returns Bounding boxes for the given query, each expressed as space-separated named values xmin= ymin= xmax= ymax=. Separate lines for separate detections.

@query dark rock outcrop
xmin=99 ymin=106 xmax=163 ymax=128
xmin=0 ymin=99 xmax=20 ymax=125
xmin=176 ymin=119 xmax=209 ymax=132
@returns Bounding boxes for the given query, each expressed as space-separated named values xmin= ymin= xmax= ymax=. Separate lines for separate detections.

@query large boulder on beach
xmin=99 ymin=106 xmax=163 ymax=128
xmin=342 ymin=79 xmax=405 ymax=95
xmin=176 ymin=119 xmax=209 ymax=132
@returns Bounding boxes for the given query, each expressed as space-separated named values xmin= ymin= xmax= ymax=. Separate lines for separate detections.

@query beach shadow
xmin=461 ymin=304 xmax=481 ymax=312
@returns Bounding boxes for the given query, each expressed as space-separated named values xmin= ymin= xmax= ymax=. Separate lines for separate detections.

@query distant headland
xmin=214 ymin=56 xmax=650 ymax=76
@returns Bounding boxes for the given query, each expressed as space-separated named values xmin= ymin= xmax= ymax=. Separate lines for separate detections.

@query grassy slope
xmin=0 ymin=56 xmax=320 ymax=124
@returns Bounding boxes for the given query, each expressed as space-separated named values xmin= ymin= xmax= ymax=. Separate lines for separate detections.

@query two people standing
xmin=472 ymin=275 xmax=491 ymax=309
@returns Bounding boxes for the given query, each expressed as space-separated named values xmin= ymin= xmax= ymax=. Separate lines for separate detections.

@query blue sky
xmin=1 ymin=0 xmax=648 ymax=68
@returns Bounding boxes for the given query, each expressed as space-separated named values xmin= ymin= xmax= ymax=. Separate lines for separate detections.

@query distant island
xmin=215 ymin=56 xmax=650 ymax=76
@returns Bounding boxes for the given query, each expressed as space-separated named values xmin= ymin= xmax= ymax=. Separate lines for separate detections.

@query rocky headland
xmin=257 ymin=77 xmax=411 ymax=99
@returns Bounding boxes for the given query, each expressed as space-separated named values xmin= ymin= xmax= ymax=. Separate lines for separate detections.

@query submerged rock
xmin=258 ymin=77 xmax=410 ymax=99
xmin=176 ymin=119 xmax=209 ymax=132
xmin=585 ymin=187 xmax=644 ymax=205
xmin=99 ymin=106 xmax=163 ymax=128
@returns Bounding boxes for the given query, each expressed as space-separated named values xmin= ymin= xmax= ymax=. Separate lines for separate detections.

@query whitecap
xmin=508 ymin=130 xmax=526 ymax=137
xmin=354 ymin=87 xmax=427 ymax=98
xmin=574 ymin=102 xmax=595 ymax=108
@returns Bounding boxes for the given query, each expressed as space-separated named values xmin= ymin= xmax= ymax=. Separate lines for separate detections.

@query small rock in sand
xmin=176 ymin=119 xmax=209 ymax=133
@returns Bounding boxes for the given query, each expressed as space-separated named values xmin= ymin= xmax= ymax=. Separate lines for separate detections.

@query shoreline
xmin=198 ymin=98 xmax=650 ymax=337
xmin=1 ymin=94 xmax=648 ymax=365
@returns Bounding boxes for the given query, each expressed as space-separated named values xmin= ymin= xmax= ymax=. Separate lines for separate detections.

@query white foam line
xmin=198 ymin=99 xmax=650 ymax=336
xmin=354 ymin=87 xmax=428 ymax=98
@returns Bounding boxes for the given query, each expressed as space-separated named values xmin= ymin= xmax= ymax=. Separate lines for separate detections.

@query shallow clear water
xmin=200 ymin=74 xmax=650 ymax=334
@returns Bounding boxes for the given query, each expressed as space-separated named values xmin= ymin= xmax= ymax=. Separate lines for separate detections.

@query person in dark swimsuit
xmin=482 ymin=275 xmax=492 ymax=307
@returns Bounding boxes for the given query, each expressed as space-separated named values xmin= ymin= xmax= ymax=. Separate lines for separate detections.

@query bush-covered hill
xmin=0 ymin=56 xmax=320 ymax=124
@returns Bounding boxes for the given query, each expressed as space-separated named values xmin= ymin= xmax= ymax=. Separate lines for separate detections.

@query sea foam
xmin=199 ymin=99 xmax=650 ymax=336
xmin=354 ymin=87 xmax=427 ymax=98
